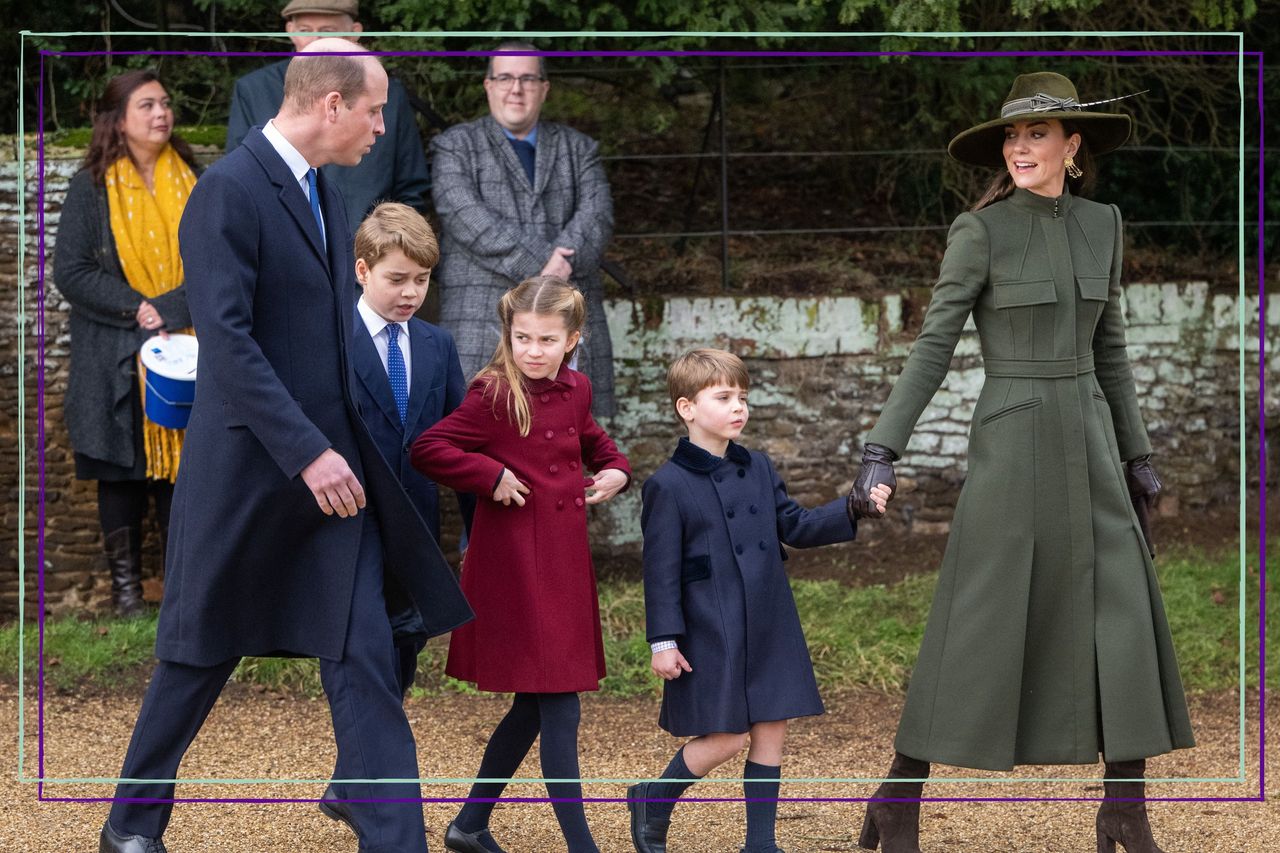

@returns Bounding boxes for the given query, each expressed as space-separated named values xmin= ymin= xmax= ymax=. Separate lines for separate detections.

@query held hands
xmin=1125 ymin=454 xmax=1162 ymax=558
xmin=584 ymin=468 xmax=628 ymax=505
xmin=652 ymin=648 xmax=692 ymax=680
xmin=865 ymin=484 xmax=892 ymax=516
xmin=300 ymin=449 xmax=366 ymax=518
xmin=135 ymin=299 xmax=168 ymax=339
xmin=493 ymin=468 xmax=530 ymax=507
xmin=847 ymin=443 xmax=898 ymax=523
xmin=540 ymin=246 xmax=575 ymax=279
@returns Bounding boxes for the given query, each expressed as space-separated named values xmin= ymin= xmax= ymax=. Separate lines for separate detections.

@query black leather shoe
xmin=319 ymin=784 xmax=362 ymax=840
xmin=99 ymin=821 xmax=167 ymax=853
xmin=627 ymin=783 xmax=671 ymax=853
xmin=444 ymin=820 xmax=506 ymax=853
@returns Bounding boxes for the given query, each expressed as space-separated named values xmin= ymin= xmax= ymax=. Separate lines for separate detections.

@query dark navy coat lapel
xmin=403 ymin=321 xmax=435 ymax=433
xmin=320 ymin=169 xmax=346 ymax=280
xmin=351 ymin=308 xmax=403 ymax=434
xmin=243 ymin=131 xmax=330 ymax=270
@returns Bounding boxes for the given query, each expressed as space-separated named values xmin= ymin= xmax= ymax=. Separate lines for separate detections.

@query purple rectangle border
xmin=24 ymin=44 xmax=1264 ymax=804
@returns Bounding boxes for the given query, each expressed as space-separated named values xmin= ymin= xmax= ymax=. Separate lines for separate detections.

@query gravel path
xmin=5 ymin=684 xmax=1275 ymax=852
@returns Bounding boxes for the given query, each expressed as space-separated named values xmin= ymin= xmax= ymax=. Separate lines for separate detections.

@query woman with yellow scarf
xmin=54 ymin=69 xmax=199 ymax=617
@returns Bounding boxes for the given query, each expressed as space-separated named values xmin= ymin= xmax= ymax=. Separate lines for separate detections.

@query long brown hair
xmin=971 ymin=120 xmax=1096 ymax=212
xmin=479 ymin=276 xmax=587 ymax=437
xmin=82 ymin=69 xmax=197 ymax=185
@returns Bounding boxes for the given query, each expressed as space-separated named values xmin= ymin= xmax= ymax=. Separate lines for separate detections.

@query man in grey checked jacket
xmin=430 ymin=42 xmax=617 ymax=416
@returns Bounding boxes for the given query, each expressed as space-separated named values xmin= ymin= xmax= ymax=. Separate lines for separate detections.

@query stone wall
xmin=4 ymin=142 xmax=1275 ymax=617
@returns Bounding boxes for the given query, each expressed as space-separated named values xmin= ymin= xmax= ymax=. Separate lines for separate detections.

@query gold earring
xmin=1065 ymin=154 xmax=1083 ymax=179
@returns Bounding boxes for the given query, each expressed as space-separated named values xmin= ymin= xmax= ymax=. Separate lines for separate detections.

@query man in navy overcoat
xmin=100 ymin=42 xmax=471 ymax=853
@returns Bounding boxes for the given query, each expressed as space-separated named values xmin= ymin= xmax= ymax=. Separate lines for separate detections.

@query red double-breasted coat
xmin=411 ymin=364 xmax=630 ymax=693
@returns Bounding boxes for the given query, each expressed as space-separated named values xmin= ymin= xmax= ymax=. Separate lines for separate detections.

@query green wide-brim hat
xmin=948 ymin=71 xmax=1134 ymax=169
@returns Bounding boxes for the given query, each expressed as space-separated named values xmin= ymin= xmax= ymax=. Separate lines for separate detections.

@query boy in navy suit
xmin=627 ymin=349 xmax=891 ymax=853
xmin=317 ymin=202 xmax=475 ymax=836
xmin=350 ymin=202 xmax=475 ymax=694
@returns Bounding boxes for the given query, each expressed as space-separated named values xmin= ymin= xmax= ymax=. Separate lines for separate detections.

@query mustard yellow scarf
xmin=105 ymin=144 xmax=197 ymax=483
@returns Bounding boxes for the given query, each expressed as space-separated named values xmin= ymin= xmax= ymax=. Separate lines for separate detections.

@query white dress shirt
xmin=356 ymin=295 xmax=412 ymax=388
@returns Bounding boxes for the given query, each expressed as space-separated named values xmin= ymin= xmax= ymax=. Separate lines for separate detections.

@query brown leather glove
xmin=847 ymin=443 xmax=897 ymax=524
xmin=1125 ymin=454 xmax=1161 ymax=558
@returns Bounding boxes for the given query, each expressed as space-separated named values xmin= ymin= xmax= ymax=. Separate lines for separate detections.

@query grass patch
xmin=4 ymin=545 xmax=1268 ymax=697
xmin=0 ymin=613 xmax=160 ymax=691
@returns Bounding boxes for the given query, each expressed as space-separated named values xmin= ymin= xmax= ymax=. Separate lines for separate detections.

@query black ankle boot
xmin=1096 ymin=760 xmax=1167 ymax=853
xmin=858 ymin=751 xmax=929 ymax=852
xmin=627 ymin=782 xmax=671 ymax=853
xmin=104 ymin=526 xmax=145 ymax=617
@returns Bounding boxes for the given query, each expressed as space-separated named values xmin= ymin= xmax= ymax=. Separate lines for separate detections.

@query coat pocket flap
xmin=979 ymin=396 xmax=1043 ymax=425
xmin=1076 ymin=275 xmax=1110 ymax=302
xmin=681 ymin=554 xmax=711 ymax=584
xmin=992 ymin=278 xmax=1057 ymax=309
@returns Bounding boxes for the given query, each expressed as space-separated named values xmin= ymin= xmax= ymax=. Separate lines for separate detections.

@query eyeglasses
xmin=488 ymin=73 xmax=546 ymax=90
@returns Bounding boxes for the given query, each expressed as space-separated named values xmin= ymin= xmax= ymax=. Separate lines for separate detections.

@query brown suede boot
xmin=858 ymin=751 xmax=930 ymax=852
xmin=104 ymin=526 xmax=146 ymax=617
xmin=1096 ymin=760 xmax=1167 ymax=853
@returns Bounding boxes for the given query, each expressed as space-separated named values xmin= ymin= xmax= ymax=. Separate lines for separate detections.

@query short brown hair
xmin=486 ymin=40 xmax=546 ymax=79
xmin=282 ymin=51 xmax=368 ymax=113
xmin=354 ymin=202 xmax=439 ymax=270
xmin=667 ymin=348 xmax=750 ymax=420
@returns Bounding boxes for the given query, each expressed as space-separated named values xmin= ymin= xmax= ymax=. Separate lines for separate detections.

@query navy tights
xmin=454 ymin=692 xmax=597 ymax=852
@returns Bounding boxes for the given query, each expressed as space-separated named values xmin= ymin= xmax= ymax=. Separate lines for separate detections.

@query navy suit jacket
xmin=350 ymin=310 xmax=475 ymax=542
xmin=156 ymin=128 xmax=471 ymax=666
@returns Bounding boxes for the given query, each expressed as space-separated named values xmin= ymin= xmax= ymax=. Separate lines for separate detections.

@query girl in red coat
xmin=411 ymin=276 xmax=631 ymax=853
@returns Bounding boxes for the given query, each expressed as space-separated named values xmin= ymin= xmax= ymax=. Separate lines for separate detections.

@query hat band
xmin=1001 ymin=92 xmax=1082 ymax=117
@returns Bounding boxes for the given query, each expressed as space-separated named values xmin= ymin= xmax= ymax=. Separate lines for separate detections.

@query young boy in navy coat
xmin=628 ymin=348 xmax=891 ymax=853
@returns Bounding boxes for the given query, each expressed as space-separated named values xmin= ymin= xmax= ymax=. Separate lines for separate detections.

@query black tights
xmin=454 ymin=691 xmax=597 ymax=852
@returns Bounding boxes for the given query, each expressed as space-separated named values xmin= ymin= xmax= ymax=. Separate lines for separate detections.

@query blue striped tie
xmin=307 ymin=168 xmax=325 ymax=249
xmin=385 ymin=323 xmax=408 ymax=428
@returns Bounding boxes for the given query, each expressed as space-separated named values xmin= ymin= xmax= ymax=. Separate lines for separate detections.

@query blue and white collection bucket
xmin=140 ymin=333 xmax=198 ymax=429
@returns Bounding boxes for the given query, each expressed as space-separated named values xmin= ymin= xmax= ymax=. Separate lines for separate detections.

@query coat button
xmin=544 ymin=429 xmax=554 ymax=439
xmin=557 ymin=499 xmax=564 ymax=510
xmin=749 ymin=505 xmax=758 ymax=514
xmin=569 ymin=460 xmax=579 ymax=470
xmin=562 ymin=391 xmax=570 ymax=401
xmin=568 ymin=426 xmax=577 ymax=436
xmin=574 ymin=496 xmax=585 ymax=508
xmin=714 ymin=474 xmax=723 ymax=483
xmin=726 ymin=509 xmax=735 ymax=518
xmin=734 ymin=544 xmax=743 ymax=555
xmin=759 ymin=541 xmax=767 ymax=550
xmin=550 ymin=464 xmax=559 ymax=474
xmin=541 ymin=393 xmax=550 ymax=403
xmin=737 ymin=468 xmax=746 ymax=478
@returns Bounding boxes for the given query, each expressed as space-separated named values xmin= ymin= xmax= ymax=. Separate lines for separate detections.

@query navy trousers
xmin=108 ymin=512 xmax=427 ymax=853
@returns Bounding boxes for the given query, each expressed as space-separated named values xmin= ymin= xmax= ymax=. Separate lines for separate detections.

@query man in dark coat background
xmin=225 ymin=0 xmax=431 ymax=227
xmin=99 ymin=41 xmax=471 ymax=853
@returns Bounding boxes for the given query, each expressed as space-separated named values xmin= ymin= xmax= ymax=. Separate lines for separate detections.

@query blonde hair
xmin=667 ymin=348 xmax=750 ymax=424
xmin=480 ymin=276 xmax=587 ymax=437
xmin=354 ymin=202 xmax=439 ymax=269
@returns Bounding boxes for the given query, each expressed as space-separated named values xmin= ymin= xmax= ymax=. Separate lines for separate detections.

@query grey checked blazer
xmin=430 ymin=115 xmax=616 ymax=416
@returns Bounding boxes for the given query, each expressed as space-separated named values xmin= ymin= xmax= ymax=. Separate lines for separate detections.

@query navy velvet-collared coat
xmin=642 ymin=438 xmax=856 ymax=736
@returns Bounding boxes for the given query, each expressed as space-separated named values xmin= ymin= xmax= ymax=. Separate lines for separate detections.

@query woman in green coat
xmin=847 ymin=72 xmax=1194 ymax=853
